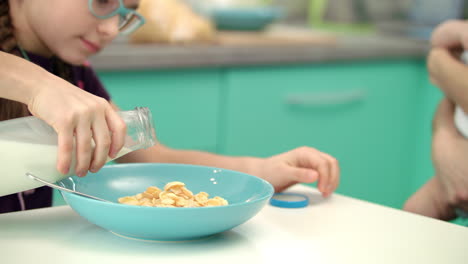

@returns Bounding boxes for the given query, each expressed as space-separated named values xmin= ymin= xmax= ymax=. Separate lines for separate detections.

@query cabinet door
xmin=411 ymin=71 xmax=443 ymax=193
xmin=98 ymin=68 xmax=221 ymax=152
xmin=221 ymin=60 xmax=425 ymax=208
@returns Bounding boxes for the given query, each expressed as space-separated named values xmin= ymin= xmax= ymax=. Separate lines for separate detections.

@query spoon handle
xmin=26 ymin=173 xmax=111 ymax=203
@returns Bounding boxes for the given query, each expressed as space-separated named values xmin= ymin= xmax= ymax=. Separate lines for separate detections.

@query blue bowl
xmin=58 ymin=163 xmax=274 ymax=241
xmin=211 ymin=7 xmax=283 ymax=31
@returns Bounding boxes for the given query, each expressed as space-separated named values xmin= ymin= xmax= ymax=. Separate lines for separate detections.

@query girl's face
xmin=20 ymin=0 xmax=140 ymax=65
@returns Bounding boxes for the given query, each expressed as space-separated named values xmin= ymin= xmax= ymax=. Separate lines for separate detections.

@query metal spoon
xmin=26 ymin=172 xmax=112 ymax=203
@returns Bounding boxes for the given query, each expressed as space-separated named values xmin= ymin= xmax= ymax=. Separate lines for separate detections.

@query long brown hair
xmin=0 ymin=0 xmax=73 ymax=121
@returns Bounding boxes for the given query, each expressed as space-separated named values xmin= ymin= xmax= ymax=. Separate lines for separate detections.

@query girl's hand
xmin=255 ymin=146 xmax=340 ymax=197
xmin=27 ymin=74 xmax=126 ymax=177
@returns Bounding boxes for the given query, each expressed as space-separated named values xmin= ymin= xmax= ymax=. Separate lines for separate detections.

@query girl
xmin=0 ymin=0 xmax=339 ymax=213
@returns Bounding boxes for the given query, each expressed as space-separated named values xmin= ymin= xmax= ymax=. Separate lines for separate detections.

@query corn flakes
xmin=118 ymin=181 xmax=228 ymax=208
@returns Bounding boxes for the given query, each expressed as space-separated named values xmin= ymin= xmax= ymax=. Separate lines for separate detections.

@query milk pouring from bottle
xmin=0 ymin=107 xmax=157 ymax=196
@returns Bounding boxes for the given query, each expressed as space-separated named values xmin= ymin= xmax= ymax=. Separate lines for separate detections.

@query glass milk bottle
xmin=0 ymin=107 xmax=157 ymax=196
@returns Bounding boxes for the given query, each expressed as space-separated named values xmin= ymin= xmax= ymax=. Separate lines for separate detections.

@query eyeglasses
xmin=88 ymin=0 xmax=145 ymax=35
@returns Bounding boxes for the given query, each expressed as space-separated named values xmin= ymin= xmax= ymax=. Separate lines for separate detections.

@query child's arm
xmin=404 ymin=98 xmax=467 ymax=220
xmin=431 ymin=99 xmax=468 ymax=212
xmin=0 ymin=51 xmax=48 ymax=104
xmin=111 ymin=101 xmax=339 ymax=196
xmin=117 ymin=144 xmax=338 ymax=196
xmin=0 ymin=51 xmax=126 ymax=177
xmin=404 ymin=177 xmax=456 ymax=220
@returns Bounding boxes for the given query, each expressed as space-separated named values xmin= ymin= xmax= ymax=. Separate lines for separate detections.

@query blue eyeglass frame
xmin=88 ymin=0 xmax=146 ymax=33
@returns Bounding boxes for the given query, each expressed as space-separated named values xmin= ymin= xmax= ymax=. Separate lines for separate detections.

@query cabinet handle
xmin=285 ymin=89 xmax=367 ymax=107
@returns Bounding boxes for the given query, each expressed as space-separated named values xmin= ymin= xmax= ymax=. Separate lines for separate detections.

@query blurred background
xmin=180 ymin=0 xmax=468 ymax=39
xmin=83 ymin=1 xmax=466 ymax=225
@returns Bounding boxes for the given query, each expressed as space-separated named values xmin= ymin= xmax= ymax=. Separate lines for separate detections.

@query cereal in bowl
xmin=118 ymin=181 xmax=228 ymax=208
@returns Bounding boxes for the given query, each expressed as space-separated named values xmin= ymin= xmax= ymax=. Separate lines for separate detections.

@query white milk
xmin=0 ymin=140 xmax=132 ymax=196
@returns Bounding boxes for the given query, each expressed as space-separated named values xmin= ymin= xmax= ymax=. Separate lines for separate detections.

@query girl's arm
xmin=0 ymin=51 xmax=46 ymax=104
xmin=111 ymin=103 xmax=340 ymax=196
xmin=116 ymin=142 xmax=261 ymax=177
xmin=0 ymin=51 xmax=126 ymax=177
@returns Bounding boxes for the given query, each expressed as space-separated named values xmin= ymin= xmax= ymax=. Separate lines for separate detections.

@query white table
xmin=1 ymin=185 xmax=467 ymax=264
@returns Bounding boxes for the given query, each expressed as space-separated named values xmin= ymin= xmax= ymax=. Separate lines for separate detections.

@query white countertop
xmin=1 ymin=185 xmax=467 ymax=264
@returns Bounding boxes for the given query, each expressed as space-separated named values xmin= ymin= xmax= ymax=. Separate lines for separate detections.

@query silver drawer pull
xmin=285 ymin=89 xmax=367 ymax=107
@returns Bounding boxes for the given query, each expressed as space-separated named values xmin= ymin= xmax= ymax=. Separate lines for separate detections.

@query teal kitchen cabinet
xmin=220 ymin=60 xmax=426 ymax=209
xmin=411 ymin=70 xmax=443 ymax=194
xmin=53 ymin=60 xmax=434 ymax=210
xmin=98 ymin=69 xmax=222 ymax=153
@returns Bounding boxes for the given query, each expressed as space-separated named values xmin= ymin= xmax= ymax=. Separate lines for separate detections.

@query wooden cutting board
xmin=214 ymin=26 xmax=337 ymax=46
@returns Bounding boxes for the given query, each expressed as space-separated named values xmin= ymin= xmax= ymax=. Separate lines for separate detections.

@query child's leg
xmin=403 ymin=177 xmax=456 ymax=220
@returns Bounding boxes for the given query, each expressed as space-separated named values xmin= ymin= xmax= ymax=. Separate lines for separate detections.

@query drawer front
xmin=98 ymin=69 xmax=221 ymax=152
xmin=222 ymin=60 xmax=425 ymax=208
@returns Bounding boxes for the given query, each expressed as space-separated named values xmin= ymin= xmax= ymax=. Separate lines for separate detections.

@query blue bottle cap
xmin=269 ymin=193 xmax=309 ymax=208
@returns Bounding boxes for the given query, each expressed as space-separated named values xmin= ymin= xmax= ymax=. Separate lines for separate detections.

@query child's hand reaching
xmin=253 ymin=147 xmax=340 ymax=197
xmin=27 ymin=73 xmax=127 ymax=177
